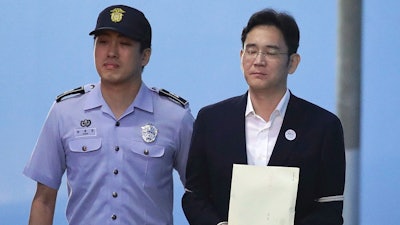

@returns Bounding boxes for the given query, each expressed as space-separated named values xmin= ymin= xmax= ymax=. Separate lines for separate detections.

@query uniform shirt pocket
xmin=68 ymin=138 xmax=102 ymax=153
xmin=128 ymin=142 xmax=170 ymax=188
xmin=130 ymin=143 xmax=165 ymax=158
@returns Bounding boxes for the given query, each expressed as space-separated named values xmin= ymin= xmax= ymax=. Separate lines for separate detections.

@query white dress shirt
xmin=245 ymin=90 xmax=290 ymax=166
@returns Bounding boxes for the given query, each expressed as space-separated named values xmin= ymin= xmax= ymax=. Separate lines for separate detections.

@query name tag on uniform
xmin=75 ymin=128 xmax=97 ymax=137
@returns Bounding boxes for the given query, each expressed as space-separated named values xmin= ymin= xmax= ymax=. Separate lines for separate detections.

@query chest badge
xmin=141 ymin=124 xmax=158 ymax=143
xmin=80 ymin=119 xmax=91 ymax=127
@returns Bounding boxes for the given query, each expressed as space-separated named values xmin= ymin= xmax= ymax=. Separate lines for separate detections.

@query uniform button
xmin=111 ymin=214 xmax=117 ymax=220
xmin=82 ymin=146 xmax=87 ymax=151
xmin=144 ymin=149 xmax=149 ymax=155
xmin=112 ymin=192 xmax=118 ymax=198
xmin=115 ymin=121 xmax=120 ymax=126
xmin=115 ymin=146 xmax=120 ymax=152
xmin=113 ymin=169 xmax=119 ymax=175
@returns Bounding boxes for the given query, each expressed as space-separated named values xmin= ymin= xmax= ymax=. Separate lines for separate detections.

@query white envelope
xmin=228 ymin=164 xmax=299 ymax=225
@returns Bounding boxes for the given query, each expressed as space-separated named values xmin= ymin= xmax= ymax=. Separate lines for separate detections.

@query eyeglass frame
xmin=242 ymin=45 xmax=290 ymax=61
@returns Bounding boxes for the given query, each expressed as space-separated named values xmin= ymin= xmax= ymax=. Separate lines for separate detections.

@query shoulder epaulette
xmin=56 ymin=84 xmax=95 ymax=102
xmin=158 ymin=88 xmax=189 ymax=108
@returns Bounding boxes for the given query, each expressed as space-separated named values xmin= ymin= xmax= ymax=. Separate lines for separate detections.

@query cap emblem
xmin=110 ymin=8 xmax=126 ymax=23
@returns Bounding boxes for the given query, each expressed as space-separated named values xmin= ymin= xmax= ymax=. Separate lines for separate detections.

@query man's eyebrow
xmin=117 ymin=33 xmax=130 ymax=39
xmin=244 ymin=43 xmax=281 ymax=49
xmin=245 ymin=43 xmax=256 ymax=47
xmin=265 ymin=45 xmax=280 ymax=50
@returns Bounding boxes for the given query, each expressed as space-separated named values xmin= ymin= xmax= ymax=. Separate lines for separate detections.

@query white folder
xmin=228 ymin=164 xmax=300 ymax=225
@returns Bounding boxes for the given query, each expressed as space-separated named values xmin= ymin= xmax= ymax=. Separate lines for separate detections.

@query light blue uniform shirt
xmin=24 ymin=82 xmax=194 ymax=225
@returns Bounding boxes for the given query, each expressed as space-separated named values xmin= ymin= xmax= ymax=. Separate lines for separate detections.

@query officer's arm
xmin=28 ymin=182 xmax=58 ymax=225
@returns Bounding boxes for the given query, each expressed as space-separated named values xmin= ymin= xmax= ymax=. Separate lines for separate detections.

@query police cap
xmin=89 ymin=5 xmax=151 ymax=47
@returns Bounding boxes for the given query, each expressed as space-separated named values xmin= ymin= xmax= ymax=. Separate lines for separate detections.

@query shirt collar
xmin=84 ymin=82 xmax=102 ymax=110
xmin=245 ymin=89 xmax=290 ymax=120
xmin=83 ymin=82 xmax=154 ymax=113
xmin=132 ymin=83 xmax=153 ymax=113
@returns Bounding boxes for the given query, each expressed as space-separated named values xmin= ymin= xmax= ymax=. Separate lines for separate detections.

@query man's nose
xmin=107 ymin=41 xmax=119 ymax=58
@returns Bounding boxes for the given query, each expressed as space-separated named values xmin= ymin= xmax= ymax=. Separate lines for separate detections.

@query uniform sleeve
xmin=173 ymin=109 xmax=194 ymax=185
xmin=23 ymin=102 xmax=66 ymax=190
xmin=298 ymin=116 xmax=346 ymax=225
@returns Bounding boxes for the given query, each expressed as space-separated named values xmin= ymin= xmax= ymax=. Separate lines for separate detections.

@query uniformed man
xmin=24 ymin=5 xmax=194 ymax=225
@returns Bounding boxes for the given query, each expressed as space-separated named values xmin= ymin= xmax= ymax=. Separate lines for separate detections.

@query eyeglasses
xmin=243 ymin=47 xmax=289 ymax=61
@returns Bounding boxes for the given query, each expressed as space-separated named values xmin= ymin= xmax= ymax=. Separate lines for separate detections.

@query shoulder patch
xmin=56 ymin=84 xmax=95 ymax=102
xmin=158 ymin=88 xmax=189 ymax=108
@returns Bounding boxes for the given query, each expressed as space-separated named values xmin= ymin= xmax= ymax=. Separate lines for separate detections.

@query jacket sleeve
xmin=297 ymin=116 xmax=346 ymax=225
xmin=182 ymin=109 xmax=223 ymax=225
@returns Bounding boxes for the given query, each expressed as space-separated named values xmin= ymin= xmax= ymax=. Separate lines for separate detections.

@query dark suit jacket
xmin=182 ymin=92 xmax=345 ymax=225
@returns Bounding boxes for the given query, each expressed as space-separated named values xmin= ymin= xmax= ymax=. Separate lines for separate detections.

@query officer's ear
xmin=141 ymin=48 xmax=151 ymax=67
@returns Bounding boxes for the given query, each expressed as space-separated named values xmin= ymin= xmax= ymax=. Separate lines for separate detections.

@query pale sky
xmin=0 ymin=1 xmax=399 ymax=224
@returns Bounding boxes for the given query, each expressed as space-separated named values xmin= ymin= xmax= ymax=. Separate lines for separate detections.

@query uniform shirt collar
xmin=245 ymin=89 xmax=290 ymax=120
xmin=84 ymin=82 xmax=154 ymax=113
xmin=132 ymin=83 xmax=153 ymax=113
xmin=84 ymin=82 xmax=102 ymax=110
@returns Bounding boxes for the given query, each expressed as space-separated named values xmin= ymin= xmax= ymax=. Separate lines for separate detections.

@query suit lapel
xmin=230 ymin=93 xmax=248 ymax=164
xmin=268 ymin=94 xmax=303 ymax=166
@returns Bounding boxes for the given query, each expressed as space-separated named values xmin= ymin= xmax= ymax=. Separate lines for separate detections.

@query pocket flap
xmin=69 ymin=138 xmax=102 ymax=153
xmin=131 ymin=144 xmax=165 ymax=158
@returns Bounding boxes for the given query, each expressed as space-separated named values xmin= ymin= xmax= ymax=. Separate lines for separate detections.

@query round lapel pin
xmin=285 ymin=129 xmax=296 ymax=141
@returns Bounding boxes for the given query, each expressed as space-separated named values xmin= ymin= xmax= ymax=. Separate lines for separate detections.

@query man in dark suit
xmin=182 ymin=8 xmax=345 ymax=225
